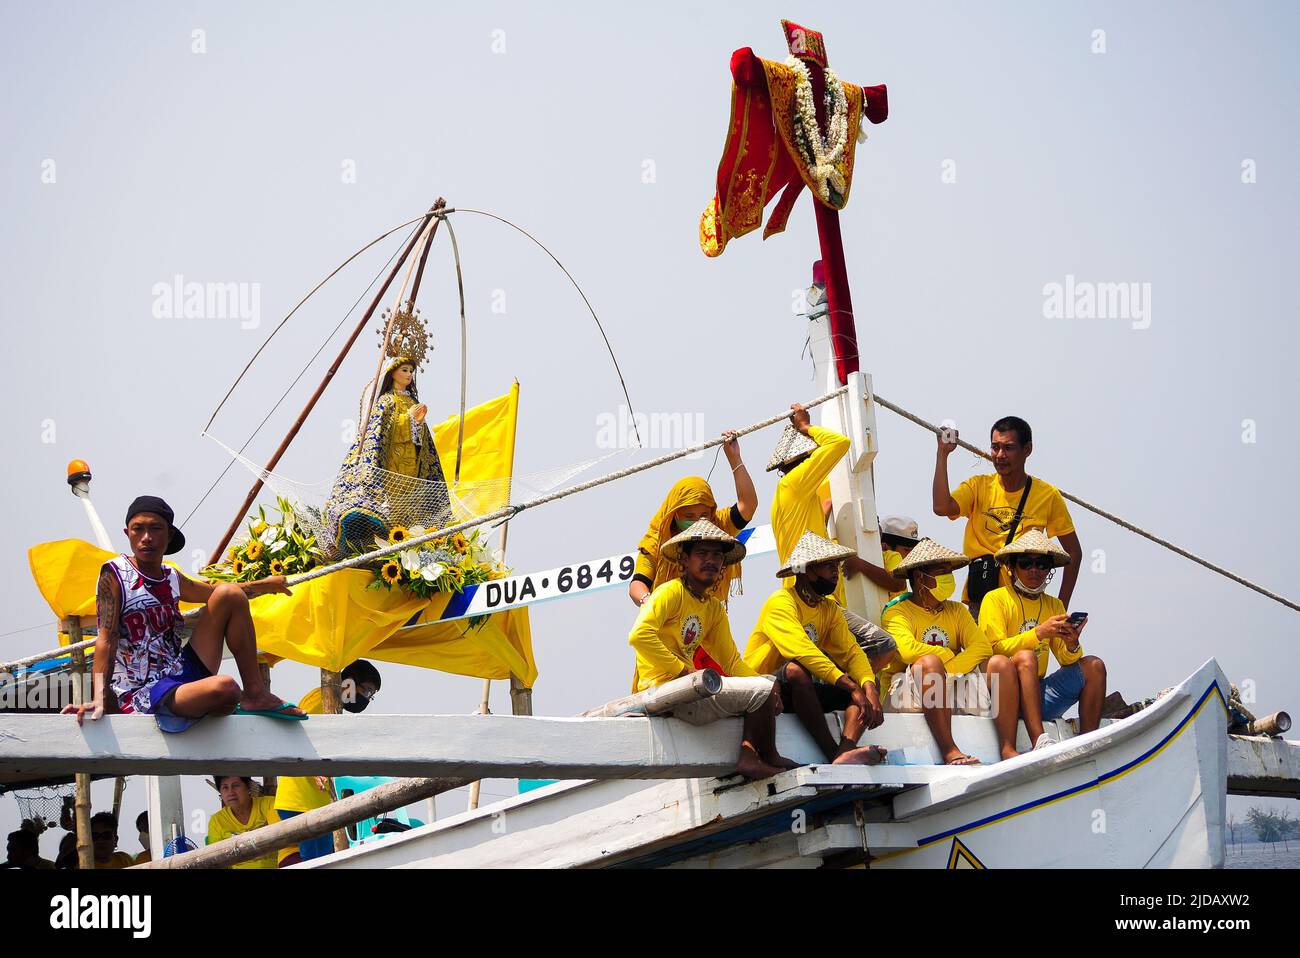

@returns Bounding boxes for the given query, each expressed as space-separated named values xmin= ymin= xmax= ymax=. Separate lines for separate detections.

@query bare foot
xmin=942 ymin=748 xmax=980 ymax=766
xmin=735 ymin=750 xmax=784 ymax=781
xmin=832 ymin=745 xmax=888 ymax=766
xmin=1000 ymin=745 xmax=1020 ymax=761
xmin=239 ymin=691 xmax=305 ymax=717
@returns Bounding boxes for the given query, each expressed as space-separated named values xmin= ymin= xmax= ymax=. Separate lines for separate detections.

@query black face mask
xmin=342 ymin=698 xmax=369 ymax=714
xmin=810 ymin=575 xmax=838 ymax=596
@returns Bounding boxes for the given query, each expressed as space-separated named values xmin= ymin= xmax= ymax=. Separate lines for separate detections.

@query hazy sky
xmin=4 ymin=1 xmax=1298 ymax=858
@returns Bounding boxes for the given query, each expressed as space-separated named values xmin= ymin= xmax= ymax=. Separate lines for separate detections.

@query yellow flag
xmin=432 ymin=380 xmax=519 ymax=520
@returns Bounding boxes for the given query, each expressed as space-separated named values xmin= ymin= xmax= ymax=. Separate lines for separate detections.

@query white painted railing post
xmin=805 ymin=283 xmax=889 ymax=623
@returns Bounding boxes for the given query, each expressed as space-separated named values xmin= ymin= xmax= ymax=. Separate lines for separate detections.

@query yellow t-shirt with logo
xmin=273 ymin=687 xmax=331 ymax=815
xmin=629 ymin=578 xmax=758 ymax=692
xmin=977 ymin=586 xmax=1082 ymax=679
xmin=950 ymin=473 xmax=1075 ymax=558
xmin=206 ymin=795 xmax=286 ymax=869
xmin=744 ymin=588 xmax=874 ymax=688
xmin=883 ymin=549 xmax=955 ymax=602
xmin=880 ymin=598 xmax=991 ymax=693
xmin=773 ymin=426 xmax=850 ymax=602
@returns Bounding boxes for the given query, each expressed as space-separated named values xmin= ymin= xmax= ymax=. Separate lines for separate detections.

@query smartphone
xmin=1067 ymin=611 xmax=1088 ymax=626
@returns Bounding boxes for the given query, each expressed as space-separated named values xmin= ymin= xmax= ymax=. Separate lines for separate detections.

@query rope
xmin=871 ymin=391 xmax=1300 ymax=614
xmin=284 ymin=387 xmax=848 ymax=586
xmin=443 ymin=206 xmax=642 ymax=447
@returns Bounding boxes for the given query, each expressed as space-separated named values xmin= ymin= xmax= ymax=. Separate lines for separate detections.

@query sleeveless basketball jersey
xmin=102 ymin=555 xmax=186 ymax=713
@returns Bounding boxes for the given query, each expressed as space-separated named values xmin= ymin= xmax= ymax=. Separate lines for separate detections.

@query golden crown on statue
xmin=377 ymin=302 xmax=432 ymax=371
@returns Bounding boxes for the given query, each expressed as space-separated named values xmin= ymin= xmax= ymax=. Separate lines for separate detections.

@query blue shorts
xmin=1041 ymin=663 xmax=1086 ymax=721
xmin=275 ymin=809 xmax=335 ymax=861
xmin=148 ymin=644 xmax=212 ymax=734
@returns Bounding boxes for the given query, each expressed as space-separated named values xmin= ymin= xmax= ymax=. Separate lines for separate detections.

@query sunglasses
xmin=1014 ymin=557 xmax=1054 ymax=571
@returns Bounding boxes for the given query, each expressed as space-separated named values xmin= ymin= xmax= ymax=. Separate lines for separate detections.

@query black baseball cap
xmin=124 ymin=495 xmax=186 ymax=555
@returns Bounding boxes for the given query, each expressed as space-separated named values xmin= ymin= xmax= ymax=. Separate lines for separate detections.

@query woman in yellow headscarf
xmin=628 ymin=431 xmax=756 ymax=609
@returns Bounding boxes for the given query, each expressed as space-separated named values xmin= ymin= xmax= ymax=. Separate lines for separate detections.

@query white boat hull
xmin=308 ymin=658 xmax=1230 ymax=869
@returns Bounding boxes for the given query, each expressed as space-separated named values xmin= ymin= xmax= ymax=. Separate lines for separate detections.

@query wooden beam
xmin=0 ymin=713 xmax=744 ymax=782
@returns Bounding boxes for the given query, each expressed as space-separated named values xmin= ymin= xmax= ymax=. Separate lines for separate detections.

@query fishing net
xmin=9 ymin=783 xmax=76 ymax=831
xmin=204 ymin=433 xmax=628 ymax=566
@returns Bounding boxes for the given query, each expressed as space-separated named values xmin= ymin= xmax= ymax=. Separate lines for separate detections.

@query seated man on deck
xmin=63 ymin=496 xmax=303 ymax=730
xmin=275 ymin=659 xmax=383 ymax=865
xmin=628 ymin=519 xmax=793 ymax=780
xmin=979 ymin=529 xmax=1106 ymax=755
xmin=879 ymin=539 xmax=994 ymax=766
xmin=207 ymin=774 xmax=293 ymax=869
xmin=745 ymin=531 xmax=887 ymax=766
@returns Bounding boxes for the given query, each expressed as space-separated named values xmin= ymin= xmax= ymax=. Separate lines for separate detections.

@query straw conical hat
xmin=995 ymin=528 xmax=1071 ymax=568
xmin=765 ymin=425 xmax=819 ymax=472
xmin=775 ymin=530 xmax=857 ymax=578
xmin=892 ymin=537 xmax=971 ymax=575
xmin=660 ymin=518 xmax=747 ymax=565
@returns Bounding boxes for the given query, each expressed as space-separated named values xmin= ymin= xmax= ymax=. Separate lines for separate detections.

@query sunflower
xmin=388 ymin=526 xmax=410 ymax=545
xmin=245 ymin=539 xmax=264 ymax=561
xmin=232 ymin=559 xmax=246 ymax=576
xmin=251 ymin=520 xmax=268 ymax=536
xmin=270 ymin=559 xmax=286 ymax=575
xmin=380 ymin=560 xmax=402 ymax=585
xmin=227 ymin=546 xmax=239 ymax=561
xmin=451 ymin=533 xmax=469 ymax=552
xmin=447 ymin=565 xmax=464 ymax=585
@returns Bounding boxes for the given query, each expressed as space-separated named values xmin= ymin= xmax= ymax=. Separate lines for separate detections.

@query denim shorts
xmin=1041 ymin=663 xmax=1086 ymax=721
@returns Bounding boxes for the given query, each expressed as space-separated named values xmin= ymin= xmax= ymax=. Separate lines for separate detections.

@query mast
xmin=208 ymin=201 xmax=444 ymax=564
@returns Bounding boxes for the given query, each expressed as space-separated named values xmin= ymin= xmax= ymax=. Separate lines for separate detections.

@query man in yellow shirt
xmin=628 ymin=520 xmax=791 ymax=780
xmin=980 ymin=530 xmax=1106 ymax=754
xmin=745 ymin=531 xmax=886 ymax=766
xmin=206 ymin=774 xmax=290 ymax=869
xmin=275 ymin=659 xmax=382 ymax=864
xmin=932 ymin=416 xmax=1082 ymax=614
xmin=881 ymin=539 xmax=994 ymax=766
xmin=770 ymin=404 xmax=893 ymax=656
xmin=89 ymin=812 xmax=137 ymax=869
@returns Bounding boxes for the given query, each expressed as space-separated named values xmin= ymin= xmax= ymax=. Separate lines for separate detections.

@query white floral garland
xmin=785 ymin=55 xmax=864 ymax=203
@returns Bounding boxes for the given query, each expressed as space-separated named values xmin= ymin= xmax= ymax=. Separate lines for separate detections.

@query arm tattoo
xmin=96 ymin=569 xmax=120 ymax=635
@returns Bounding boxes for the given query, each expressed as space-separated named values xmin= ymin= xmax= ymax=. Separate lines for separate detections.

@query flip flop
xmin=234 ymin=702 xmax=307 ymax=721
xmin=946 ymin=754 xmax=982 ymax=767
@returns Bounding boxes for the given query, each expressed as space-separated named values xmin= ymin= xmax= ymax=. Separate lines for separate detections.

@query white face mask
xmin=1012 ymin=570 xmax=1052 ymax=596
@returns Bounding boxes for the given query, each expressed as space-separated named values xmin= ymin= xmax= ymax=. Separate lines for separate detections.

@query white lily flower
xmin=420 ymin=562 xmax=445 ymax=583
xmin=400 ymin=549 xmax=422 ymax=572
xmin=260 ymin=526 xmax=280 ymax=546
xmin=268 ymin=538 xmax=288 ymax=554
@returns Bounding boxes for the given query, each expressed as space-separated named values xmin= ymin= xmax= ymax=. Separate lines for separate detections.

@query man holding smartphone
xmin=978 ymin=529 xmax=1107 ymax=751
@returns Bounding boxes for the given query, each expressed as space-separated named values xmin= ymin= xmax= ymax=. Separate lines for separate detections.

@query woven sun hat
xmin=995 ymin=528 xmax=1071 ymax=568
xmin=775 ymin=530 xmax=857 ymax=578
xmin=660 ymin=518 xmax=747 ymax=566
xmin=892 ymin=537 xmax=971 ymax=576
xmin=765 ymin=424 xmax=819 ymax=472
xmin=880 ymin=515 xmax=921 ymax=545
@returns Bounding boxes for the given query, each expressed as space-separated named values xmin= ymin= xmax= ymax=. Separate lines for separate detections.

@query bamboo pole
xmin=466 ymin=680 xmax=492 ymax=811
xmin=319 ymin=668 xmax=349 ymax=852
xmin=136 ymin=776 xmax=470 ymax=869
xmin=68 ymin=617 xmax=94 ymax=870
xmin=111 ymin=776 xmax=126 ymax=824
xmin=258 ymin=658 xmax=276 ymax=796
xmin=209 ymin=203 xmax=442 ymax=564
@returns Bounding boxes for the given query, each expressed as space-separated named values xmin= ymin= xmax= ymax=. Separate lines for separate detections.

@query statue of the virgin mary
xmin=324 ymin=351 xmax=451 ymax=556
